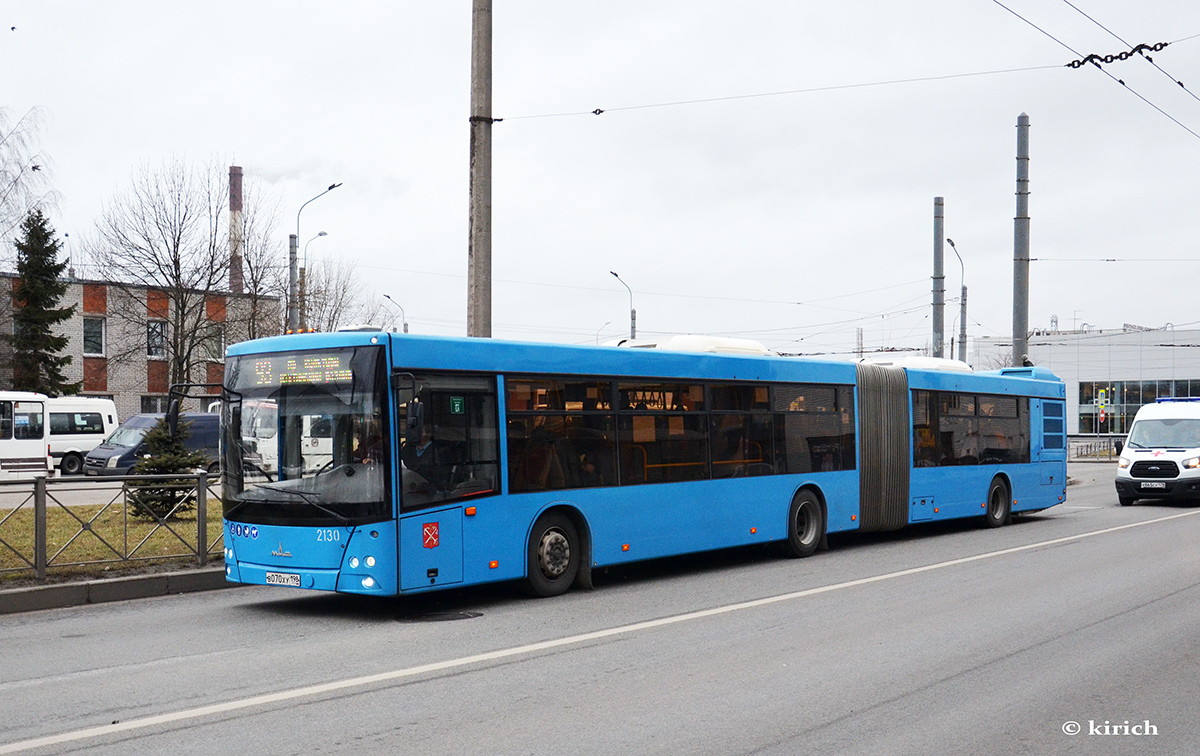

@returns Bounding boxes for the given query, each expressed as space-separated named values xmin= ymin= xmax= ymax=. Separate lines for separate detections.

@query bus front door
xmin=398 ymin=509 xmax=464 ymax=590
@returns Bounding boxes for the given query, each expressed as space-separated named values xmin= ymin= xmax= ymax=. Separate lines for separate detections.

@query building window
xmin=141 ymin=396 xmax=170 ymax=413
xmin=83 ymin=317 xmax=106 ymax=356
xmin=203 ymin=323 xmax=224 ymax=362
xmin=147 ymin=321 xmax=166 ymax=358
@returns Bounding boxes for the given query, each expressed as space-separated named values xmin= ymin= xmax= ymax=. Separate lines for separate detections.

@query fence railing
xmin=1069 ymin=437 xmax=1122 ymax=461
xmin=0 ymin=472 xmax=223 ymax=581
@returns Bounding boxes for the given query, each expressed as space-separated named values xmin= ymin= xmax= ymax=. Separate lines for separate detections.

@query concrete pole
xmin=299 ymin=269 xmax=307 ymax=331
xmin=1013 ymin=113 xmax=1031 ymax=367
xmin=467 ymin=0 xmax=493 ymax=338
xmin=287 ymin=233 xmax=299 ymax=331
xmin=958 ymin=285 xmax=968 ymax=363
xmin=932 ymin=197 xmax=945 ymax=358
xmin=228 ymin=166 xmax=244 ymax=294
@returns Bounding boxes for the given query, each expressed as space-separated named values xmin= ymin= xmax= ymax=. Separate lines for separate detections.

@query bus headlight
xmin=361 ymin=577 xmax=375 ymax=589
xmin=349 ymin=557 xmax=360 ymax=569
xmin=365 ymin=556 xmax=376 ymax=567
xmin=1118 ymin=458 xmax=1130 ymax=469
xmin=1184 ymin=457 xmax=1200 ymax=470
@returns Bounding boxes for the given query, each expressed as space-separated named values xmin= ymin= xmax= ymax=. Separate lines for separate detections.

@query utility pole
xmin=288 ymin=234 xmax=299 ymax=331
xmin=467 ymin=0 xmax=493 ymax=337
xmin=1013 ymin=113 xmax=1031 ymax=367
xmin=958 ymin=285 xmax=968 ymax=362
xmin=946 ymin=237 xmax=967 ymax=364
xmin=932 ymin=196 xmax=945 ymax=358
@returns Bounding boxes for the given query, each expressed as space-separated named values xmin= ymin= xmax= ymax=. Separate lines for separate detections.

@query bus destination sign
xmin=253 ymin=353 xmax=354 ymax=387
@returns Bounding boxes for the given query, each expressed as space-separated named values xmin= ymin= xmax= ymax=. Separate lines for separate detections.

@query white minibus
xmin=0 ymin=390 xmax=51 ymax=478
xmin=46 ymin=397 xmax=120 ymax=475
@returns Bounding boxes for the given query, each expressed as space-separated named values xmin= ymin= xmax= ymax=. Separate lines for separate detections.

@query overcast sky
xmin=3 ymin=1 xmax=1199 ymax=357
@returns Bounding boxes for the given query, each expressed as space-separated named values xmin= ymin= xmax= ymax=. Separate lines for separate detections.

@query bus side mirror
xmin=166 ymin=399 xmax=181 ymax=438
xmin=405 ymin=399 xmax=425 ymax=446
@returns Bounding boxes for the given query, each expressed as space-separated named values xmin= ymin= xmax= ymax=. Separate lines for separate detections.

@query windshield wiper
xmin=226 ymin=485 xmax=350 ymax=525
xmin=270 ymin=488 xmax=351 ymax=525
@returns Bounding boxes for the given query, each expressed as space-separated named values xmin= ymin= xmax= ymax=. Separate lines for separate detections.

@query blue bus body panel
xmin=225 ymin=333 xmax=1068 ymax=596
xmin=224 ymin=520 xmax=399 ymax=595
xmin=229 ymin=332 xmax=861 ymax=386
xmin=905 ymin=365 xmax=1067 ymax=520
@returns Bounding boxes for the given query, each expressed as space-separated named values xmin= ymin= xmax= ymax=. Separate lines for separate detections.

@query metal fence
xmin=1069 ymin=436 xmax=1122 ymax=461
xmin=0 ymin=472 xmax=223 ymax=581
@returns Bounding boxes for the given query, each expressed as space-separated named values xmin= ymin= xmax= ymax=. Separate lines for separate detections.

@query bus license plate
xmin=1141 ymin=481 xmax=1166 ymax=489
xmin=265 ymin=571 xmax=301 ymax=587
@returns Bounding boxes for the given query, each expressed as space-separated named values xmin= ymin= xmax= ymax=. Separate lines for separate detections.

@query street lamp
xmin=946 ymin=238 xmax=967 ymax=363
xmin=610 ymin=271 xmax=636 ymax=339
xmin=595 ymin=320 xmax=611 ymax=345
xmin=288 ymin=182 xmax=342 ymax=331
xmin=383 ymin=294 xmax=409 ymax=333
xmin=299 ymin=231 xmax=327 ymax=330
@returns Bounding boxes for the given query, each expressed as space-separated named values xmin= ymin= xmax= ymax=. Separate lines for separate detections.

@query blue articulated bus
xmin=218 ymin=331 xmax=1067 ymax=598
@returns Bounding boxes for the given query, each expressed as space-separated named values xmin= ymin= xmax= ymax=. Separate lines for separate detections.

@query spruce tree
xmin=129 ymin=418 xmax=209 ymax=521
xmin=8 ymin=209 xmax=80 ymax=394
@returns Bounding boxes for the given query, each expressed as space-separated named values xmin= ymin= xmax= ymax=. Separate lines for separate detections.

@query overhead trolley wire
xmin=991 ymin=0 xmax=1200 ymax=141
xmin=1059 ymin=0 xmax=1200 ymax=105
xmin=497 ymin=65 xmax=1062 ymax=121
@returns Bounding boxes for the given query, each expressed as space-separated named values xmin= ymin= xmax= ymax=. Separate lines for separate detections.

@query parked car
xmin=46 ymin=397 xmax=119 ymax=475
xmin=83 ymin=412 xmax=219 ymax=476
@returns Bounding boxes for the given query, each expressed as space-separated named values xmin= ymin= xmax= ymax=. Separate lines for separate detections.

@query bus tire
xmin=785 ymin=490 xmax=825 ymax=558
xmin=982 ymin=477 xmax=1011 ymax=528
xmin=523 ymin=512 xmax=579 ymax=598
xmin=1118 ymin=496 xmax=1135 ymax=507
xmin=60 ymin=453 xmax=84 ymax=476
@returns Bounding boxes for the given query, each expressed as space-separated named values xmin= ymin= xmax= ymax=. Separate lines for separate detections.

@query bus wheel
xmin=983 ymin=478 xmax=1011 ymax=528
xmin=60 ymin=453 xmax=84 ymax=476
xmin=524 ymin=512 xmax=579 ymax=598
xmin=786 ymin=491 xmax=825 ymax=558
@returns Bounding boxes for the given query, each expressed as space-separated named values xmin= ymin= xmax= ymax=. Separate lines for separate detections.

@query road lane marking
xmin=4 ymin=508 xmax=1199 ymax=754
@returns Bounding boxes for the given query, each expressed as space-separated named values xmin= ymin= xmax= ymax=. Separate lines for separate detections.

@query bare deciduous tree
xmin=1 ymin=107 xmax=60 ymax=255
xmin=85 ymin=157 xmax=230 ymax=388
xmin=233 ymin=174 xmax=285 ymax=342
xmin=303 ymin=256 xmax=397 ymax=333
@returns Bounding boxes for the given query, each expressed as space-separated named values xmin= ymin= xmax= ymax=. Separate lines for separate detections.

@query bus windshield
xmin=221 ymin=346 xmax=391 ymax=526
xmin=1127 ymin=418 xmax=1200 ymax=449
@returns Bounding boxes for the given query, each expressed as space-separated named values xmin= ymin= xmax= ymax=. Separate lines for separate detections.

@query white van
xmin=210 ymin=399 xmax=333 ymax=476
xmin=46 ymin=397 xmax=119 ymax=475
xmin=0 ymin=390 xmax=52 ymax=478
xmin=1114 ymin=398 xmax=1200 ymax=506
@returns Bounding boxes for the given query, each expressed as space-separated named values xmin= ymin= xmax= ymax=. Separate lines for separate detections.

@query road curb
xmin=0 ymin=567 xmax=238 ymax=615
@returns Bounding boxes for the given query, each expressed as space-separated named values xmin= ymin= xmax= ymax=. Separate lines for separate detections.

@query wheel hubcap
xmin=537 ymin=528 xmax=571 ymax=579
xmin=796 ymin=504 xmax=816 ymax=544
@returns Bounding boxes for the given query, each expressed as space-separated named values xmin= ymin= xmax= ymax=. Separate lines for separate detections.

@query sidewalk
xmin=0 ymin=565 xmax=235 ymax=615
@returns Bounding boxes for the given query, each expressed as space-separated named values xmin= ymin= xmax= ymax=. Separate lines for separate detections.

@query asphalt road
xmin=2 ymin=463 xmax=1198 ymax=755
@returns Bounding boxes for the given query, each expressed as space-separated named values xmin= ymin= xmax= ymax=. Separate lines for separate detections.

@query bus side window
xmin=400 ymin=375 xmax=500 ymax=509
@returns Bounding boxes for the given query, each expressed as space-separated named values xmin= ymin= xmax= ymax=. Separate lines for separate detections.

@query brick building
xmin=0 ymin=273 xmax=280 ymax=421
